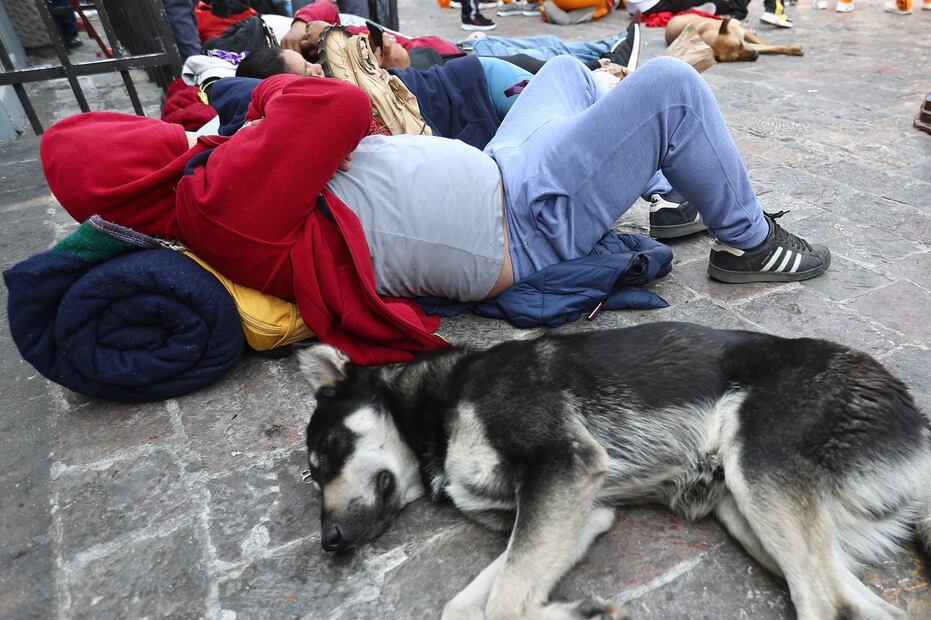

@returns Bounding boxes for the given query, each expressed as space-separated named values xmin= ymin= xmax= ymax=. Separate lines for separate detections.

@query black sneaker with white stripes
xmin=607 ymin=23 xmax=641 ymax=70
xmin=649 ymin=190 xmax=706 ymax=239
xmin=707 ymin=211 xmax=831 ymax=283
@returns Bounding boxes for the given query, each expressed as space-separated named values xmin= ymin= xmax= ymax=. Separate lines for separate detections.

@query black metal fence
xmin=0 ymin=0 xmax=181 ymax=134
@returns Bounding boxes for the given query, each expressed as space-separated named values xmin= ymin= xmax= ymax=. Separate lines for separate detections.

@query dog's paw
xmin=575 ymin=597 xmax=633 ymax=620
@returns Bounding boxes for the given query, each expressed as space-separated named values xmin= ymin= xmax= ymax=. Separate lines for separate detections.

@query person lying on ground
xmin=234 ymin=46 xmax=692 ymax=238
xmin=43 ymin=57 xmax=830 ymax=360
xmin=279 ymin=1 xmax=635 ymax=70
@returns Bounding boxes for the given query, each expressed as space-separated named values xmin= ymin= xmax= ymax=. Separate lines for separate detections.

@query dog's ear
xmin=296 ymin=344 xmax=351 ymax=391
xmin=719 ymin=17 xmax=731 ymax=34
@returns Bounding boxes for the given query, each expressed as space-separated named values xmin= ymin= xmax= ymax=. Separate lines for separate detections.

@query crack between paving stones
xmin=611 ymin=541 xmax=726 ymax=606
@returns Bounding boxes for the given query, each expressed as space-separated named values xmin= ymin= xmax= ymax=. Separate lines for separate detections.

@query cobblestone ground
xmin=1 ymin=2 xmax=929 ymax=619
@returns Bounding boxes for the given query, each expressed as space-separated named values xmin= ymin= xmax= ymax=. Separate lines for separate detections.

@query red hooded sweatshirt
xmin=40 ymin=75 xmax=446 ymax=364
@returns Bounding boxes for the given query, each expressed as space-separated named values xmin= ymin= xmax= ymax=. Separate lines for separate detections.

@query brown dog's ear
xmin=296 ymin=344 xmax=351 ymax=391
xmin=719 ymin=17 xmax=731 ymax=34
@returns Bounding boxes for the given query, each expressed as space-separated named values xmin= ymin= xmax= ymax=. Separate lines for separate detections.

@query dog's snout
xmin=747 ymin=49 xmax=759 ymax=61
xmin=322 ymin=522 xmax=344 ymax=552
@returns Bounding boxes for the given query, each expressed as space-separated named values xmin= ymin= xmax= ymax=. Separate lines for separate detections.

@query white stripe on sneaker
xmin=776 ymin=250 xmax=793 ymax=272
xmin=762 ymin=247 xmax=783 ymax=271
xmin=789 ymin=253 xmax=802 ymax=273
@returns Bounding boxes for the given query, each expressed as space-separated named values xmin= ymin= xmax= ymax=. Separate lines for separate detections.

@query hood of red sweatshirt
xmin=40 ymin=112 xmax=196 ymax=238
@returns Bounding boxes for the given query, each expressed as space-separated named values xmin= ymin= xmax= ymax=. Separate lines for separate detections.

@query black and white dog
xmin=297 ymin=322 xmax=931 ymax=620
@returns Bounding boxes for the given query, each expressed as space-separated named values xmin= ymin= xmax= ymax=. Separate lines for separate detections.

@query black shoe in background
xmin=608 ymin=22 xmax=641 ymax=69
xmin=461 ymin=12 xmax=497 ymax=30
xmin=649 ymin=190 xmax=707 ymax=239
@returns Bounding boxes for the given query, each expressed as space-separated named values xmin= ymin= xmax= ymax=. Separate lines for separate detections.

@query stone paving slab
xmin=1 ymin=1 xmax=930 ymax=619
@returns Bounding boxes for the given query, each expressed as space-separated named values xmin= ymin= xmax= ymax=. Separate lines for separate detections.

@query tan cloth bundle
xmin=317 ymin=25 xmax=431 ymax=137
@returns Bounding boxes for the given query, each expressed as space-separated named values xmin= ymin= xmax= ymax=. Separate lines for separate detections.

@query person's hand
xmin=281 ymin=20 xmax=307 ymax=53
xmin=338 ymin=152 xmax=353 ymax=172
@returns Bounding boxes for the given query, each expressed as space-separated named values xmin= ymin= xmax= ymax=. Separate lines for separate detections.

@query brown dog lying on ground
xmin=666 ymin=14 xmax=803 ymax=62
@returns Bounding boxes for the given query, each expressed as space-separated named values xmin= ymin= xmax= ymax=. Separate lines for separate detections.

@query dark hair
xmin=235 ymin=46 xmax=287 ymax=79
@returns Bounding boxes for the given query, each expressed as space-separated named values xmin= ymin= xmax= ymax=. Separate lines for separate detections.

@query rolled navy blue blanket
xmin=3 ymin=219 xmax=244 ymax=402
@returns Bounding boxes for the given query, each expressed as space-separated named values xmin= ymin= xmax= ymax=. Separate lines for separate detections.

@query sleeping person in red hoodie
xmin=41 ymin=56 xmax=831 ymax=364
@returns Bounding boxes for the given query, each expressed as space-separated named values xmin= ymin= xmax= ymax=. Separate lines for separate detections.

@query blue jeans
xmin=469 ymin=34 xmax=623 ymax=65
xmin=163 ymin=0 xmax=201 ymax=61
xmin=485 ymin=56 xmax=768 ymax=279
xmin=49 ymin=0 xmax=78 ymax=39
xmin=477 ymin=57 xmax=534 ymax=121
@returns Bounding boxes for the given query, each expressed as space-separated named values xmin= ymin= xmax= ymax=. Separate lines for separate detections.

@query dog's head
xmin=709 ymin=18 xmax=759 ymax=63
xmin=297 ymin=345 xmax=424 ymax=553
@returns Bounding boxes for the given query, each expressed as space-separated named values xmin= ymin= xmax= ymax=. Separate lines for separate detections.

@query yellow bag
xmin=183 ymin=252 xmax=314 ymax=351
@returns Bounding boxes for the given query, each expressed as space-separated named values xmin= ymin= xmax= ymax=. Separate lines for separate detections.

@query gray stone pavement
xmin=1 ymin=2 xmax=930 ymax=618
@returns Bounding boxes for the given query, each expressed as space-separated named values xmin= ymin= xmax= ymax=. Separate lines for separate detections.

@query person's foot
xmin=922 ymin=0 xmax=931 ymax=10
xmin=835 ymin=0 xmax=855 ymax=11
xmin=707 ymin=212 xmax=831 ymax=283
xmin=607 ymin=23 xmax=641 ymax=70
xmin=649 ymin=191 xmax=707 ymax=239
xmin=760 ymin=11 xmax=794 ymax=26
xmin=812 ymin=0 xmax=827 ymax=8
xmin=64 ymin=35 xmax=83 ymax=49
xmin=496 ymin=0 xmax=540 ymax=15
xmin=883 ymin=0 xmax=912 ymax=12
xmin=461 ymin=12 xmax=497 ymax=29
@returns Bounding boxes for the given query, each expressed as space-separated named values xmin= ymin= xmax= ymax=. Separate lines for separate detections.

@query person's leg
xmin=163 ymin=0 xmax=202 ymax=61
xmin=560 ymin=35 xmax=623 ymax=63
xmin=478 ymin=57 xmax=534 ymax=120
xmin=725 ymin=0 xmax=750 ymax=18
xmin=487 ymin=56 xmax=769 ymax=275
xmin=494 ymin=54 xmax=547 ymax=74
xmin=642 ymin=171 xmax=672 ymax=199
xmin=338 ymin=0 xmax=371 ymax=18
xmin=471 ymin=35 xmax=568 ymax=59
xmin=48 ymin=0 xmax=78 ymax=41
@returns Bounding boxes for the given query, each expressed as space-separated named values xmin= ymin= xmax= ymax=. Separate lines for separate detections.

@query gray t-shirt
xmin=327 ymin=135 xmax=505 ymax=302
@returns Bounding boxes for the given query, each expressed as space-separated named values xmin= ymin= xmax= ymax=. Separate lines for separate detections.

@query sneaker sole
xmin=760 ymin=14 xmax=794 ymax=26
xmin=461 ymin=22 xmax=498 ymax=29
xmin=650 ymin=221 xmax=708 ymax=239
xmin=623 ymin=24 xmax=641 ymax=71
xmin=707 ymin=256 xmax=830 ymax=283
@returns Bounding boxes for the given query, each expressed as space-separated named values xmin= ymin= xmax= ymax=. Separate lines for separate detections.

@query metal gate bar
xmin=0 ymin=0 xmax=182 ymax=134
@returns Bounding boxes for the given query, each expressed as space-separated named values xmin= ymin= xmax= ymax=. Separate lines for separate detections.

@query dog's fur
xmin=665 ymin=15 xmax=804 ymax=62
xmin=298 ymin=322 xmax=931 ymax=620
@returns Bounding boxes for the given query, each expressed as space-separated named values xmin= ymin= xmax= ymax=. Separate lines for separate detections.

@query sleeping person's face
xmin=280 ymin=48 xmax=325 ymax=78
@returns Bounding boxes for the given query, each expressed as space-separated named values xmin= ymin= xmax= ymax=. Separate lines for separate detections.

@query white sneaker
xmin=812 ymin=0 xmax=827 ymax=8
xmin=835 ymin=1 xmax=854 ymax=11
xmin=922 ymin=1 xmax=931 ymax=10
xmin=883 ymin=0 xmax=911 ymax=12
xmin=496 ymin=0 xmax=540 ymax=15
xmin=760 ymin=11 xmax=793 ymax=26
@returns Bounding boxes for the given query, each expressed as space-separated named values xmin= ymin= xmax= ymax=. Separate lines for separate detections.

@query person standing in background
xmin=460 ymin=0 xmax=497 ymax=31
xmin=48 ymin=0 xmax=82 ymax=48
xmin=760 ymin=0 xmax=793 ymax=26
xmin=164 ymin=0 xmax=203 ymax=61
